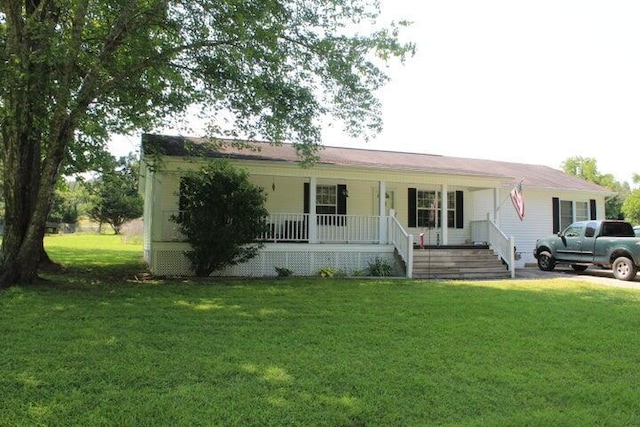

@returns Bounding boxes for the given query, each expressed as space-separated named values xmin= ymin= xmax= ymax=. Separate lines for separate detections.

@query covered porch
xmin=146 ymin=155 xmax=518 ymax=278
xmin=155 ymin=209 xmax=515 ymax=279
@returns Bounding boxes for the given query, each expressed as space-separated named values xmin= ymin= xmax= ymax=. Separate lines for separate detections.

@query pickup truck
xmin=534 ymin=220 xmax=640 ymax=281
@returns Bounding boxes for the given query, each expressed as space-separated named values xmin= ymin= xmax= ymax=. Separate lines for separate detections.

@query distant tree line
xmin=561 ymin=156 xmax=640 ymax=224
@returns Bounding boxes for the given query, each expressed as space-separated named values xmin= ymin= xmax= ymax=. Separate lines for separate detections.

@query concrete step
xmin=411 ymin=246 xmax=511 ymax=280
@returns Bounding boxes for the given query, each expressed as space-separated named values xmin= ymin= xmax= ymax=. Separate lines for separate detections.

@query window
xmin=408 ymin=188 xmax=464 ymax=229
xmin=562 ymin=223 xmax=583 ymax=237
xmin=553 ymin=198 xmax=597 ymax=234
xmin=561 ymin=200 xmax=591 ymax=230
xmin=303 ymin=183 xmax=347 ymax=225
xmin=575 ymin=201 xmax=589 ymax=221
xmin=601 ymin=222 xmax=634 ymax=237
xmin=316 ymin=185 xmax=337 ymax=215
xmin=446 ymin=192 xmax=456 ymax=228
xmin=560 ymin=200 xmax=573 ymax=231
xmin=417 ymin=190 xmax=437 ymax=227
xmin=416 ymin=191 xmax=457 ymax=228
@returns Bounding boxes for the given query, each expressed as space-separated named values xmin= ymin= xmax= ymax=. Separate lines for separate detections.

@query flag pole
xmin=496 ymin=178 xmax=524 ymax=212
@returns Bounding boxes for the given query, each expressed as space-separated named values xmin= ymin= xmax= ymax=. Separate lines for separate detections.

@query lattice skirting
xmin=148 ymin=243 xmax=398 ymax=277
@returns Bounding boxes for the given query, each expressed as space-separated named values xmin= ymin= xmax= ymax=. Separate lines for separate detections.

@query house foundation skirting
xmin=147 ymin=242 xmax=398 ymax=277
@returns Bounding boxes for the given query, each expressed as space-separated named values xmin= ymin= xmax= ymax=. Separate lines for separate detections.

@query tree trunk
xmin=0 ymin=128 xmax=65 ymax=287
xmin=0 ymin=1 xmax=96 ymax=287
xmin=39 ymin=243 xmax=62 ymax=272
xmin=0 ymin=127 xmax=58 ymax=286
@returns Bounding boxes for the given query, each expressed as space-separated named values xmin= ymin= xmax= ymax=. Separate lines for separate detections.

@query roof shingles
xmin=141 ymin=134 xmax=610 ymax=193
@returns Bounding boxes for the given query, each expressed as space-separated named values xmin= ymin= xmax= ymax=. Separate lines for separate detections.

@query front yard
xmin=1 ymin=234 xmax=639 ymax=425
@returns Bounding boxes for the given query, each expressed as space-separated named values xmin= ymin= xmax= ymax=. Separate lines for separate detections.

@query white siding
xmin=498 ymin=188 xmax=607 ymax=267
xmin=143 ymin=152 xmax=608 ymax=276
xmin=471 ymin=189 xmax=495 ymax=221
xmin=498 ymin=189 xmax=552 ymax=267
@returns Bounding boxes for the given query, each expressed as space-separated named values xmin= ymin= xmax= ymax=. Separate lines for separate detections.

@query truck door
xmin=556 ymin=223 xmax=585 ymax=262
xmin=580 ymin=221 xmax=598 ymax=262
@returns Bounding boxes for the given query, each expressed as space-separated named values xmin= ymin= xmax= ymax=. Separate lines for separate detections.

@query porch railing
xmin=160 ymin=211 xmax=385 ymax=244
xmin=388 ymin=211 xmax=413 ymax=278
xmin=470 ymin=217 xmax=516 ymax=278
xmin=260 ymin=213 xmax=381 ymax=243
xmin=260 ymin=213 xmax=309 ymax=242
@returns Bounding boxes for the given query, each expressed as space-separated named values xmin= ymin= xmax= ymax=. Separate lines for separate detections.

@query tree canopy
xmin=0 ymin=0 xmax=413 ymax=286
xmin=561 ymin=156 xmax=631 ymax=219
xmin=622 ymin=191 xmax=640 ymax=225
xmin=622 ymin=174 xmax=640 ymax=225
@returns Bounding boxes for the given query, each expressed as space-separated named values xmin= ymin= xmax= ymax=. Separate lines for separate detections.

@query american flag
xmin=510 ymin=181 xmax=525 ymax=221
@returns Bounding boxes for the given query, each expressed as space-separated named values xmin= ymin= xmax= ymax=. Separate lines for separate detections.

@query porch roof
xmin=141 ymin=134 xmax=611 ymax=193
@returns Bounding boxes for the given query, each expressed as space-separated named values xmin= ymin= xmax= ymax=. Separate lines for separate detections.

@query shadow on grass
xmin=3 ymin=277 xmax=640 ymax=425
xmin=42 ymin=235 xmax=148 ymax=283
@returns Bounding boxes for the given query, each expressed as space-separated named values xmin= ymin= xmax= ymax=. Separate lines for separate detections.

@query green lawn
xmin=2 ymin=234 xmax=640 ymax=426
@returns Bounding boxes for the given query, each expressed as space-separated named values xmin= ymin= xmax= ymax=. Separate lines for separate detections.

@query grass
xmin=2 ymin=234 xmax=640 ymax=425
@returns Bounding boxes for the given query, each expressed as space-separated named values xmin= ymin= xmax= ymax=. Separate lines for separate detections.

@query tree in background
xmin=622 ymin=174 xmax=640 ymax=225
xmin=88 ymin=154 xmax=143 ymax=235
xmin=48 ymin=180 xmax=91 ymax=227
xmin=561 ymin=156 xmax=631 ymax=219
xmin=171 ymin=161 xmax=268 ymax=277
xmin=0 ymin=1 xmax=413 ymax=286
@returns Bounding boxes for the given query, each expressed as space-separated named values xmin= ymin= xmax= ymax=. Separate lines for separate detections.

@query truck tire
xmin=612 ymin=257 xmax=638 ymax=281
xmin=537 ymin=251 xmax=556 ymax=271
xmin=571 ymin=264 xmax=588 ymax=272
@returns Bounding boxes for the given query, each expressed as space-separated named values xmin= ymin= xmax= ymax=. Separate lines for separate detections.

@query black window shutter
xmin=303 ymin=182 xmax=310 ymax=214
xmin=408 ymin=188 xmax=417 ymax=227
xmin=590 ymin=199 xmax=597 ymax=220
xmin=337 ymin=185 xmax=347 ymax=215
xmin=552 ymin=197 xmax=560 ymax=233
xmin=455 ymin=191 xmax=464 ymax=229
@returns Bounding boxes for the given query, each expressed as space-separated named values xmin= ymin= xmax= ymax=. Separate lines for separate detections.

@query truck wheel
xmin=612 ymin=257 xmax=638 ymax=281
xmin=537 ymin=251 xmax=556 ymax=271
xmin=571 ymin=264 xmax=588 ymax=272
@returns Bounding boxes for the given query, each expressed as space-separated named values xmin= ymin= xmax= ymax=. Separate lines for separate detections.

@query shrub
xmin=351 ymin=269 xmax=366 ymax=277
xmin=316 ymin=267 xmax=345 ymax=278
xmin=171 ymin=160 xmax=268 ymax=276
xmin=367 ymin=256 xmax=394 ymax=277
xmin=275 ymin=267 xmax=293 ymax=277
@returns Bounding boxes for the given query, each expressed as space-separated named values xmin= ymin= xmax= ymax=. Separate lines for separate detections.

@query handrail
xmin=388 ymin=213 xmax=413 ymax=278
xmin=487 ymin=219 xmax=516 ymax=278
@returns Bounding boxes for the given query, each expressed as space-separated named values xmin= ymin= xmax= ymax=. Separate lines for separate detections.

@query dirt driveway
xmin=515 ymin=266 xmax=640 ymax=290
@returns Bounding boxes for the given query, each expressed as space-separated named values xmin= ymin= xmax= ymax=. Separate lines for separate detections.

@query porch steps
xmin=411 ymin=246 xmax=511 ymax=280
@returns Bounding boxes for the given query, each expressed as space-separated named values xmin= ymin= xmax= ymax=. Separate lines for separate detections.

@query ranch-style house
xmin=139 ymin=134 xmax=612 ymax=279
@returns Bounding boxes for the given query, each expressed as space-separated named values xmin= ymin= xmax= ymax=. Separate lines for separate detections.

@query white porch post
xmin=493 ymin=186 xmax=500 ymax=224
xmin=378 ymin=181 xmax=387 ymax=244
xmin=440 ymin=184 xmax=448 ymax=245
xmin=387 ymin=208 xmax=395 ymax=245
xmin=309 ymin=177 xmax=318 ymax=243
xmin=509 ymin=235 xmax=516 ymax=279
